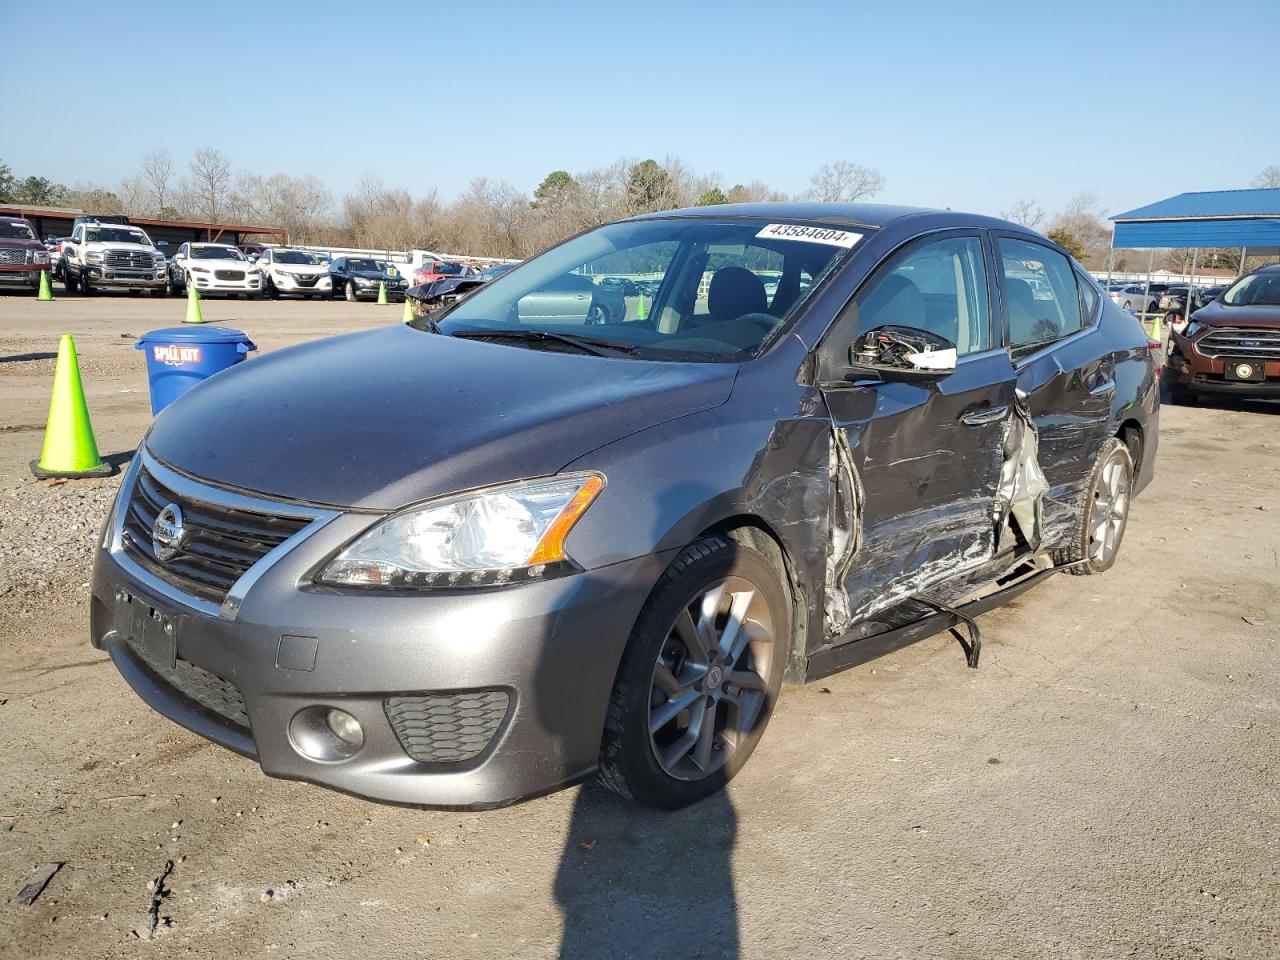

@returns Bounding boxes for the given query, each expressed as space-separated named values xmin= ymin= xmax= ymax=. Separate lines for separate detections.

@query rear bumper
xmin=91 ymin=537 xmax=666 ymax=809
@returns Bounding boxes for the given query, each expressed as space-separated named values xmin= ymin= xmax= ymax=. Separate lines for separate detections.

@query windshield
xmin=1223 ymin=271 xmax=1280 ymax=307
xmin=85 ymin=227 xmax=150 ymax=245
xmin=191 ymin=245 xmax=245 ymax=261
xmin=429 ymin=217 xmax=860 ymax=360
xmin=275 ymin=250 xmax=321 ymax=265
xmin=430 ymin=262 xmax=465 ymax=275
xmin=0 ymin=221 xmax=35 ymax=241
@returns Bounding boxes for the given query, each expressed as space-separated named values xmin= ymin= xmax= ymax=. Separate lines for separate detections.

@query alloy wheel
xmin=1088 ymin=449 xmax=1130 ymax=565
xmin=647 ymin=576 xmax=776 ymax=781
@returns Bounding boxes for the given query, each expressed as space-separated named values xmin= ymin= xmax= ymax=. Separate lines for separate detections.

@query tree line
xmin=2 ymin=152 xmax=1277 ymax=268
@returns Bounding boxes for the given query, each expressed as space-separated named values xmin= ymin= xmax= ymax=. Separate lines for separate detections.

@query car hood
xmin=0 ymin=238 xmax=41 ymax=251
xmin=269 ymin=262 xmax=327 ymax=275
xmin=187 ymin=258 xmax=251 ymax=269
xmin=145 ymin=324 xmax=738 ymax=511
xmin=88 ymin=241 xmax=155 ymax=252
xmin=1191 ymin=299 xmax=1280 ymax=329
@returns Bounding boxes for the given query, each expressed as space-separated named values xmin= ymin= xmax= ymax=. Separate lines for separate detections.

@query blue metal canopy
xmin=1110 ymin=188 xmax=1280 ymax=249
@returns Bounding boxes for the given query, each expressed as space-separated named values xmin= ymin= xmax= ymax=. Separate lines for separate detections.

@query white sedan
xmin=256 ymin=248 xmax=333 ymax=299
xmin=1108 ymin=284 xmax=1159 ymax=313
xmin=168 ymin=243 xmax=263 ymax=298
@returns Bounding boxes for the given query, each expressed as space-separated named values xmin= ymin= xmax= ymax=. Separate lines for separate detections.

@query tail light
xmin=1148 ymin=338 xmax=1163 ymax=377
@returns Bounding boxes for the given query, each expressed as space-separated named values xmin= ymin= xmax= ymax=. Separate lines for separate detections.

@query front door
xmin=821 ymin=233 xmax=1016 ymax=623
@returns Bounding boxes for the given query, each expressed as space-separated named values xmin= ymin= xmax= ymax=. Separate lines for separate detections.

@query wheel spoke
xmin=673 ymin=609 xmax=708 ymax=664
xmin=1089 ymin=514 xmax=1108 ymax=544
xmin=653 ymin=662 xmax=687 ymax=697
xmin=717 ymin=589 xmax=755 ymax=661
xmin=726 ymin=669 xmax=767 ymax=692
xmin=649 ymin=688 xmax=700 ymax=734
xmin=691 ymin=700 xmax=717 ymax=771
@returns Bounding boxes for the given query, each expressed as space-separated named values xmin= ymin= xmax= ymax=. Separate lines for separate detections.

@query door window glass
xmin=998 ymin=238 xmax=1084 ymax=350
xmin=856 ymin=236 xmax=991 ymax=355
xmin=1077 ymin=269 xmax=1101 ymax=323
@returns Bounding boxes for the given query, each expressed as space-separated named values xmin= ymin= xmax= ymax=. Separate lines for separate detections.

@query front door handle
xmin=1088 ymin=377 xmax=1116 ymax=397
xmin=959 ymin=404 xmax=1008 ymax=426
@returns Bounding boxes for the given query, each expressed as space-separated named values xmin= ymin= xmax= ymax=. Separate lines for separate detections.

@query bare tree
xmin=1000 ymin=198 xmax=1045 ymax=229
xmin=140 ymin=149 xmax=175 ymax=217
xmin=1253 ymin=165 xmax=1280 ymax=189
xmin=183 ymin=146 xmax=232 ymax=221
xmin=1047 ymin=192 xmax=1111 ymax=268
xmin=805 ymin=161 xmax=884 ymax=202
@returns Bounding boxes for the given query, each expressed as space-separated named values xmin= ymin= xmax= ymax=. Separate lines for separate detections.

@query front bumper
xmin=273 ymin=273 xmax=331 ymax=295
xmin=1168 ymin=335 xmax=1280 ymax=396
xmin=352 ymin=281 xmax=407 ymax=301
xmin=90 ymin=475 xmax=663 ymax=808
xmin=0 ymin=267 xmax=41 ymax=286
xmin=188 ymin=273 xmax=262 ymax=294
xmin=83 ymin=264 xmax=166 ymax=289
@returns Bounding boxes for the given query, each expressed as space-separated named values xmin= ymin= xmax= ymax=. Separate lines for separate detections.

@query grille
xmin=293 ymin=274 xmax=319 ymax=287
xmin=0 ymin=249 xmax=25 ymax=265
xmin=104 ymin=249 xmax=156 ymax=270
xmin=127 ymin=634 xmax=250 ymax=731
xmin=215 ymin=269 xmax=246 ymax=281
xmin=385 ymin=691 xmax=509 ymax=763
xmin=1196 ymin=327 xmax=1280 ymax=360
xmin=121 ymin=463 xmax=312 ymax=603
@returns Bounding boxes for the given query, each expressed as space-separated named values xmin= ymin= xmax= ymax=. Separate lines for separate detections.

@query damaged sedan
xmin=91 ymin=203 xmax=1158 ymax=810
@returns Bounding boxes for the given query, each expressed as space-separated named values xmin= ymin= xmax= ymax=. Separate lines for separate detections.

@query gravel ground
xmin=0 ymin=294 xmax=1277 ymax=959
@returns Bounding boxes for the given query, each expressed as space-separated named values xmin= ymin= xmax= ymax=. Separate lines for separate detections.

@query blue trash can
xmin=136 ymin=327 xmax=256 ymax=414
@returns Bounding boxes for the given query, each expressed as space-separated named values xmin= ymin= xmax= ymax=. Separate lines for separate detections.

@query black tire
xmin=266 ymin=278 xmax=279 ymax=300
xmin=586 ymin=303 xmax=607 ymax=325
xmin=1053 ymin=437 xmax=1134 ymax=576
xmin=64 ymin=268 xmax=79 ymax=293
xmin=598 ymin=536 xmax=789 ymax=809
xmin=81 ymin=272 xmax=94 ymax=296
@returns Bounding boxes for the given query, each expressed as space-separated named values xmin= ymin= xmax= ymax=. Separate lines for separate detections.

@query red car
xmin=412 ymin=259 xmax=468 ymax=286
xmin=0 ymin=216 xmax=50 ymax=292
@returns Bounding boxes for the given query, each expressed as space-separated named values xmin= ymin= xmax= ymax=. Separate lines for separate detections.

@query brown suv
xmin=1167 ymin=264 xmax=1280 ymax=403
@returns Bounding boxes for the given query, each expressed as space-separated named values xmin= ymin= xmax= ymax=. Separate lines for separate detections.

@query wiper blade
xmin=452 ymin=329 xmax=640 ymax=357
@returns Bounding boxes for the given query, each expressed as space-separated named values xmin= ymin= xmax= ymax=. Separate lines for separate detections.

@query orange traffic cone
xmin=30 ymin=335 xmax=113 ymax=478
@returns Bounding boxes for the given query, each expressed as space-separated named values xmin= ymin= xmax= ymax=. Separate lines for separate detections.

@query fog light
xmin=325 ymin=709 xmax=363 ymax=748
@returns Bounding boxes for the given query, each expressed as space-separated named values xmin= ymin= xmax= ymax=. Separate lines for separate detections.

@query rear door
xmin=994 ymin=234 xmax=1112 ymax=531
xmin=821 ymin=231 xmax=1016 ymax=622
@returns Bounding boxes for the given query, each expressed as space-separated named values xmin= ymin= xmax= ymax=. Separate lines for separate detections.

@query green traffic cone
xmin=377 ymin=281 xmax=388 ymax=306
xmin=31 ymin=334 xmax=112 ymax=479
xmin=37 ymin=269 xmax=54 ymax=301
xmin=184 ymin=282 xmax=204 ymax=324
xmin=635 ymin=291 xmax=647 ymax=321
xmin=402 ymin=296 xmax=414 ymax=324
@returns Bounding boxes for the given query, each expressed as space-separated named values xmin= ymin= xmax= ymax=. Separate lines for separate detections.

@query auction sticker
xmin=755 ymin=223 xmax=863 ymax=248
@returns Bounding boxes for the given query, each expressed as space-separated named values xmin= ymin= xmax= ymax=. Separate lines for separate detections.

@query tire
xmin=1053 ymin=437 xmax=1133 ymax=576
xmin=266 ymin=278 xmax=279 ymax=300
xmin=154 ymin=284 xmax=168 ymax=298
xmin=586 ymin=304 xmax=607 ymax=325
xmin=64 ymin=268 xmax=79 ymax=293
xmin=81 ymin=272 xmax=94 ymax=296
xmin=344 ymin=281 xmax=357 ymax=303
xmin=1122 ymin=300 xmax=1133 ymax=312
xmin=598 ymin=536 xmax=789 ymax=809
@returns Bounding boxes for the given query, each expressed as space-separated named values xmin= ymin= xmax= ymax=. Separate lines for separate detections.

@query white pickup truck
xmin=61 ymin=220 xmax=167 ymax=296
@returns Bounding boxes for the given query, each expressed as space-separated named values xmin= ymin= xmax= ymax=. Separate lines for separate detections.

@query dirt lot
xmin=0 ymin=292 xmax=1277 ymax=959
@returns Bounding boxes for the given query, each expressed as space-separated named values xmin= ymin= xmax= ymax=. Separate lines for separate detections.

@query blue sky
xmin=4 ymin=0 xmax=1278 ymax=219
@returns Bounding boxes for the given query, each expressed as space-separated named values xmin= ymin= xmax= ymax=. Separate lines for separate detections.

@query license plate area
xmin=117 ymin=592 xmax=178 ymax=669
xmin=1224 ymin=358 xmax=1266 ymax=382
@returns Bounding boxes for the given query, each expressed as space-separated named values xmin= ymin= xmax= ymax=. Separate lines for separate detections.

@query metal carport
xmin=1108 ymin=188 xmax=1280 ymax=325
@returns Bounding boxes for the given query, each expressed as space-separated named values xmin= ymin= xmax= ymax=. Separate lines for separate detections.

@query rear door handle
xmin=959 ymin=404 xmax=1008 ymax=426
xmin=1088 ymin=377 xmax=1116 ymax=397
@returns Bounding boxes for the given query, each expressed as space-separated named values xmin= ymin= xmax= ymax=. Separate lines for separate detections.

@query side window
xmin=856 ymin=236 xmax=991 ymax=356
xmin=998 ymin=238 xmax=1083 ymax=351
xmin=1076 ymin=269 xmax=1101 ymax=325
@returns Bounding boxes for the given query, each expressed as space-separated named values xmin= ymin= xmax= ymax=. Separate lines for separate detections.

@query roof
xmin=0 ymin=204 xmax=286 ymax=241
xmin=630 ymin=201 xmax=940 ymax=229
xmin=1111 ymin=189 xmax=1280 ymax=221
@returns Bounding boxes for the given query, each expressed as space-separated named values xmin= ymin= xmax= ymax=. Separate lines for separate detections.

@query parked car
xmin=1109 ymin=284 xmax=1161 ymax=313
xmin=92 ymin=202 xmax=1158 ymax=810
xmin=475 ymin=262 xmax=518 ymax=282
xmin=0 ymin=216 xmax=51 ymax=292
xmin=405 ymin=276 xmax=487 ymax=316
xmin=61 ymin=221 xmax=166 ymax=295
xmin=238 ymin=243 xmax=267 ymax=261
xmin=599 ymin=275 xmax=639 ymax=296
xmin=1166 ymin=264 xmax=1280 ymax=403
xmin=256 ymin=248 xmax=333 ymax=299
xmin=411 ymin=259 xmax=468 ymax=287
xmin=167 ymin=243 xmax=263 ymax=298
xmin=507 ymin=270 xmax=626 ymax=324
xmin=329 ymin=256 xmax=408 ymax=301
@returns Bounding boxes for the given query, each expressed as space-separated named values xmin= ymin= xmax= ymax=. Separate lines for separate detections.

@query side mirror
xmin=174 ymin=252 xmax=186 ymax=261
xmin=848 ymin=325 xmax=957 ymax=383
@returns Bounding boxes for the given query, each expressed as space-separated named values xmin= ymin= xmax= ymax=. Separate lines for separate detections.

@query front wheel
xmin=64 ymin=268 xmax=80 ymax=293
xmin=1055 ymin=437 xmax=1133 ymax=576
xmin=344 ymin=281 xmax=357 ymax=302
xmin=598 ymin=536 xmax=789 ymax=808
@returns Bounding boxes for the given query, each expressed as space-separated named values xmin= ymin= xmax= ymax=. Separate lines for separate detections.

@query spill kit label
xmin=153 ymin=345 xmax=201 ymax=365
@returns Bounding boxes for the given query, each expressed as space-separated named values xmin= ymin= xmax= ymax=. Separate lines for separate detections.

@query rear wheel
xmin=598 ymin=536 xmax=789 ymax=808
xmin=1055 ymin=437 xmax=1133 ymax=576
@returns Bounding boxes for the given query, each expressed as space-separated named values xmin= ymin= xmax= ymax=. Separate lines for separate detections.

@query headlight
xmin=318 ymin=474 xmax=604 ymax=588
xmin=1183 ymin=321 xmax=1203 ymax=338
xmin=86 ymin=251 xmax=103 ymax=263
xmin=33 ymin=251 xmax=50 ymax=264
xmin=190 ymin=266 xmax=209 ymax=273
